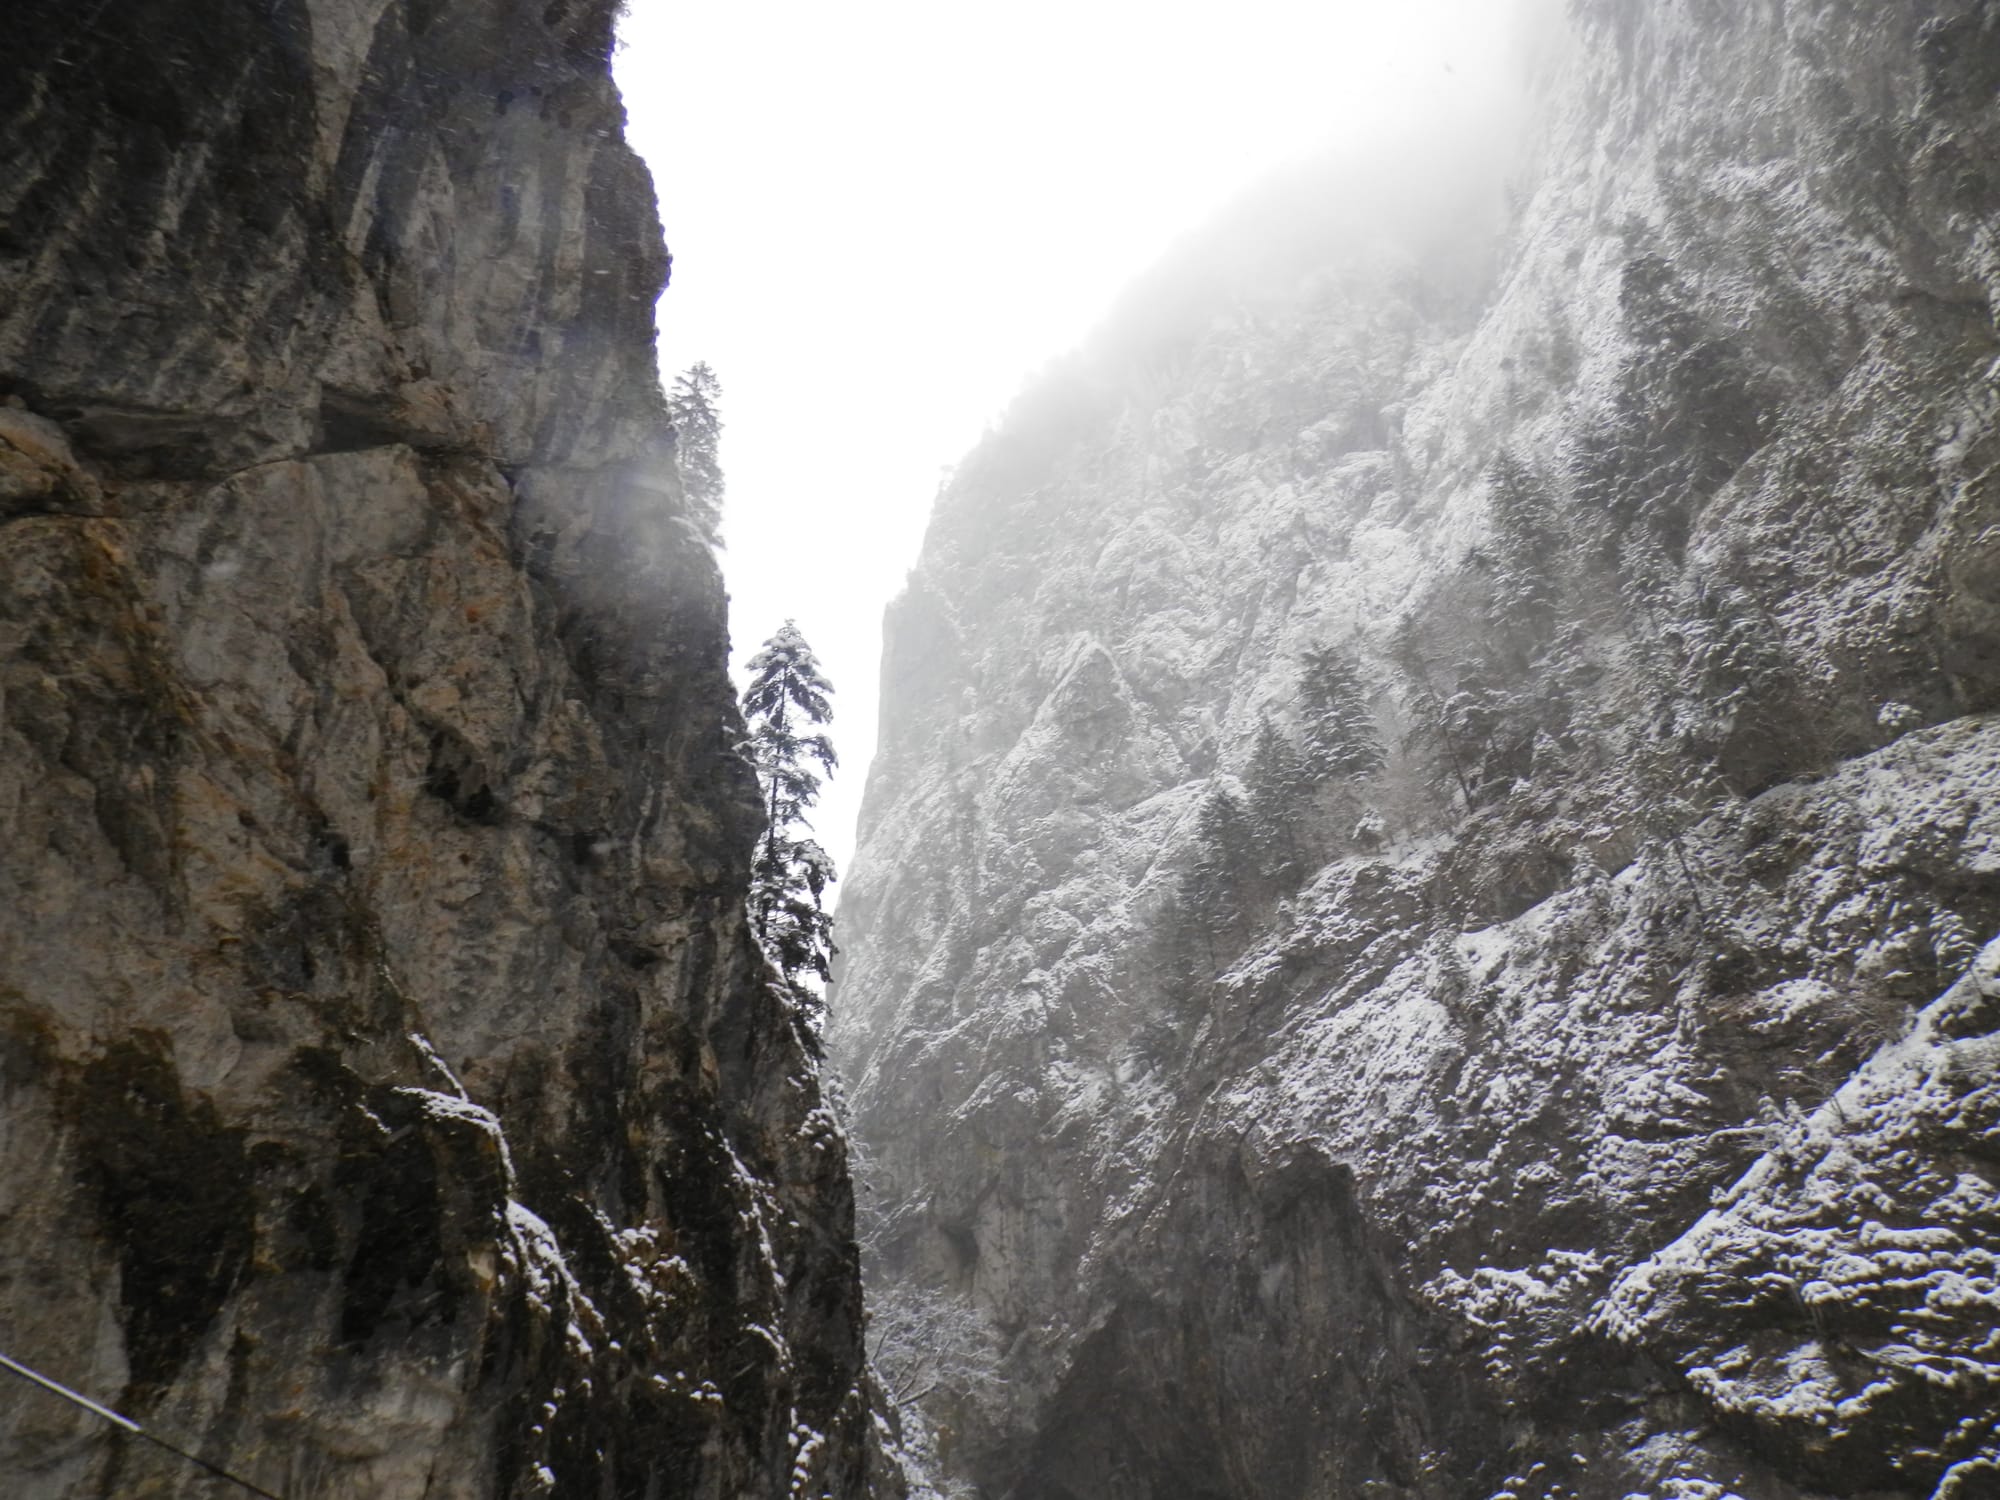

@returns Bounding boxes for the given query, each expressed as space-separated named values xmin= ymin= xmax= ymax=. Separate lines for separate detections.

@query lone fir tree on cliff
xmin=742 ymin=621 xmax=837 ymax=1032
xmin=667 ymin=362 xmax=724 ymax=546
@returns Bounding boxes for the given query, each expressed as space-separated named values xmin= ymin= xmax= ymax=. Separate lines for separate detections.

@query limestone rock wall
xmin=834 ymin=2 xmax=2000 ymax=1496
xmin=0 ymin=4 xmax=891 ymax=1496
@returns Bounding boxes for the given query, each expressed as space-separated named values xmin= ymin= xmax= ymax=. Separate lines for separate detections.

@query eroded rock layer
xmin=834 ymin=3 xmax=2000 ymax=1497
xmin=0 ymin=4 xmax=888 ymax=1496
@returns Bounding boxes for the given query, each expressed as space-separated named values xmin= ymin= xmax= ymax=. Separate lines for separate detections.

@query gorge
xmin=4 ymin=2 xmax=2000 ymax=1499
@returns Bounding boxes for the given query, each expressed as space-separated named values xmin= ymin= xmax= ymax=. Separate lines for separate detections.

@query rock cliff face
xmin=834 ymin=3 xmax=2000 ymax=1497
xmin=0 ymin=4 xmax=889 ymax=1497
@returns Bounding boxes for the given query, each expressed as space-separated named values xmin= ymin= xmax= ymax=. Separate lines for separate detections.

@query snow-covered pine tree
xmin=1243 ymin=714 xmax=1308 ymax=878
xmin=1180 ymin=782 xmax=1255 ymax=962
xmin=1484 ymin=451 xmax=1562 ymax=659
xmin=742 ymin=621 xmax=838 ymax=1031
xmin=667 ymin=362 xmax=725 ymax=545
xmin=1570 ymin=253 xmax=1760 ymax=563
xmin=1298 ymin=643 xmax=1384 ymax=779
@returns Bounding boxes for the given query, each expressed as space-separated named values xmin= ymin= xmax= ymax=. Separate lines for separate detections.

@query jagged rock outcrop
xmin=0 ymin=4 xmax=892 ymax=1496
xmin=834 ymin=3 xmax=2000 ymax=1497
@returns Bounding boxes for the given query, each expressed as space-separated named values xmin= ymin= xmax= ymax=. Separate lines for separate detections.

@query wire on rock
xmin=0 ymin=1349 xmax=288 ymax=1500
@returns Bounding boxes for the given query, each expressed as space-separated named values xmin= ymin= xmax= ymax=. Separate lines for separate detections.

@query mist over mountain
xmin=833 ymin=3 xmax=2000 ymax=1496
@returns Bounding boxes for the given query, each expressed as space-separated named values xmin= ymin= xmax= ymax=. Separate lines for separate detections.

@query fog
xmin=614 ymin=0 xmax=1534 ymax=889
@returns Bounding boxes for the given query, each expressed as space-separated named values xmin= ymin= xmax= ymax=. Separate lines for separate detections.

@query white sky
xmin=614 ymin=0 xmax=1518 ymax=894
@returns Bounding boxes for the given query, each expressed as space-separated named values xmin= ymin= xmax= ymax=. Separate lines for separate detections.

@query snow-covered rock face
xmin=0 ymin=5 xmax=890 ymax=1497
xmin=834 ymin=2 xmax=2000 ymax=1496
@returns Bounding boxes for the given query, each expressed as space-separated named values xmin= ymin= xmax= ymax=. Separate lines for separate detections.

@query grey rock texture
xmin=0 ymin=3 xmax=892 ymax=1497
xmin=833 ymin=2 xmax=2000 ymax=1497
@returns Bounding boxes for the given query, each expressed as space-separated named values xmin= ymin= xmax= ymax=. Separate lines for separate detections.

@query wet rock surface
xmin=834 ymin=3 xmax=2000 ymax=1497
xmin=0 ymin=3 xmax=891 ymax=1496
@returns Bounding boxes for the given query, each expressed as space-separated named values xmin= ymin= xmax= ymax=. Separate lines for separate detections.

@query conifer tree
xmin=667 ymin=362 xmax=725 ymax=546
xmin=1243 ymin=714 xmax=1308 ymax=878
xmin=1180 ymin=782 xmax=1255 ymax=963
xmin=742 ymin=621 xmax=837 ymax=1029
xmin=1298 ymin=644 xmax=1384 ymax=779
xmin=1484 ymin=451 xmax=1561 ymax=656
xmin=1571 ymin=254 xmax=1760 ymax=562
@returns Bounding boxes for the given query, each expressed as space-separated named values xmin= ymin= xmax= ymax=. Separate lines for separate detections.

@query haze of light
xmin=614 ymin=0 xmax=1520 ymax=896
